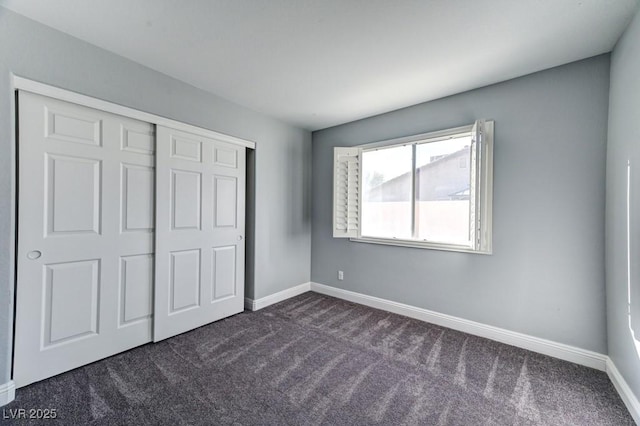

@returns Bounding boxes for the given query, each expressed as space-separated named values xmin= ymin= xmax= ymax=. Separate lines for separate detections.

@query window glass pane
xmin=362 ymin=145 xmax=412 ymax=239
xmin=415 ymin=136 xmax=472 ymax=245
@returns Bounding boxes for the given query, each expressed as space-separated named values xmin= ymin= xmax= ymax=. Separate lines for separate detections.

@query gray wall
xmin=606 ymin=4 xmax=640 ymax=399
xmin=0 ymin=9 xmax=312 ymax=386
xmin=312 ymin=55 xmax=611 ymax=353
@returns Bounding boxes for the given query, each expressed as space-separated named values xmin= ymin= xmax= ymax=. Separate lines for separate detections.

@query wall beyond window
xmin=312 ymin=55 xmax=611 ymax=353
xmin=606 ymin=2 xmax=640 ymax=402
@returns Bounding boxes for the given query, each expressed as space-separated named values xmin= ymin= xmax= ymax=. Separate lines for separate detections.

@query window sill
xmin=350 ymin=236 xmax=492 ymax=255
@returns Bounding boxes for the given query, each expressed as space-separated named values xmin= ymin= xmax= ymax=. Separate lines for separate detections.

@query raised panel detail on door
xmin=122 ymin=164 xmax=154 ymax=232
xmin=171 ymin=136 xmax=202 ymax=162
xmin=212 ymin=246 xmax=236 ymax=300
xmin=46 ymin=154 xmax=101 ymax=235
xmin=214 ymin=146 xmax=237 ymax=168
xmin=214 ymin=176 xmax=237 ymax=228
xmin=44 ymin=259 xmax=100 ymax=346
xmin=171 ymin=170 xmax=201 ymax=230
xmin=45 ymin=107 xmax=102 ymax=146
xmin=170 ymin=249 xmax=201 ymax=313
xmin=121 ymin=125 xmax=154 ymax=155
xmin=119 ymin=255 xmax=153 ymax=326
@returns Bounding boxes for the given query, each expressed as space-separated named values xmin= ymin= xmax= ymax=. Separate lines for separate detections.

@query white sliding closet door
xmin=154 ymin=126 xmax=245 ymax=341
xmin=14 ymin=92 xmax=155 ymax=387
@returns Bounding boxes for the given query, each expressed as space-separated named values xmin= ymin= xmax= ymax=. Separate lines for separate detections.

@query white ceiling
xmin=2 ymin=0 xmax=638 ymax=130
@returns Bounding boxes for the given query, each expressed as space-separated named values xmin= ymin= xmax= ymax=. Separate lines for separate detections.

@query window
xmin=333 ymin=120 xmax=493 ymax=254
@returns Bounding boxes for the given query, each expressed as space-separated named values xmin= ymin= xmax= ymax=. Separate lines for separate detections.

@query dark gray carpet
xmin=3 ymin=292 xmax=634 ymax=425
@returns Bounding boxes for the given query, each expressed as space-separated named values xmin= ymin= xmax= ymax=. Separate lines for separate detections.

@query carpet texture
xmin=3 ymin=292 xmax=634 ymax=425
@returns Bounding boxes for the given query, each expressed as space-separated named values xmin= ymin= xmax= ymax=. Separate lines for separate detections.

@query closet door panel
xmin=14 ymin=92 xmax=154 ymax=387
xmin=154 ymin=126 xmax=245 ymax=341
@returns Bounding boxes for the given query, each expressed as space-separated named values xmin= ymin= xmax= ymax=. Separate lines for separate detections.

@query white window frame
xmin=333 ymin=120 xmax=493 ymax=254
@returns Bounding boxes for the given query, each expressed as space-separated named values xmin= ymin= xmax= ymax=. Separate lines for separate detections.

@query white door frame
xmin=6 ymin=75 xmax=255 ymax=399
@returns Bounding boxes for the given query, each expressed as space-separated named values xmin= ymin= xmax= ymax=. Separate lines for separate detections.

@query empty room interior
xmin=2 ymin=0 xmax=640 ymax=424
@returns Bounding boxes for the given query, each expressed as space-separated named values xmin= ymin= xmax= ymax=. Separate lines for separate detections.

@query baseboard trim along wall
xmin=244 ymin=282 xmax=311 ymax=311
xmin=309 ymin=282 xmax=608 ymax=371
xmin=606 ymin=358 xmax=640 ymax=424
xmin=0 ymin=380 xmax=15 ymax=406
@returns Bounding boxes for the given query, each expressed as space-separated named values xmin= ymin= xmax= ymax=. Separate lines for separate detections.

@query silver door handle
xmin=27 ymin=250 xmax=42 ymax=260
xmin=237 ymin=235 xmax=243 ymax=241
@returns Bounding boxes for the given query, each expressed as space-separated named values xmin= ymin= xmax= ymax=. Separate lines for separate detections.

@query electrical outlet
xmin=338 ymin=270 xmax=344 ymax=281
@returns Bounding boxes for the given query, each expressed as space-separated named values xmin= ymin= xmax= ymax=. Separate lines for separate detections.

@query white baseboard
xmin=310 ymin=282 xmax=608 ymax=371
xmin=245 ymin=282 xmax=311 ymax=311
xmin=0 ymin=381 xmax=15 ymax=407
xmin=606 ymin=358 xmax=640 ymax=424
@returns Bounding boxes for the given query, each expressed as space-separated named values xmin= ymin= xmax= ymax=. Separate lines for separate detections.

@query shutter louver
xmin=333 ymin=147 xmax=360 ymax=238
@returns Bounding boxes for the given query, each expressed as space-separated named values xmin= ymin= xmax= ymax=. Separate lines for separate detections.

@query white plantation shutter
xmin=469 ymin=119 xmax=494 ymax=254
xmin=333 ymin=147 xmax=360 ymax=238
xmin=469 ymin=120 xmax=483 ymax=249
